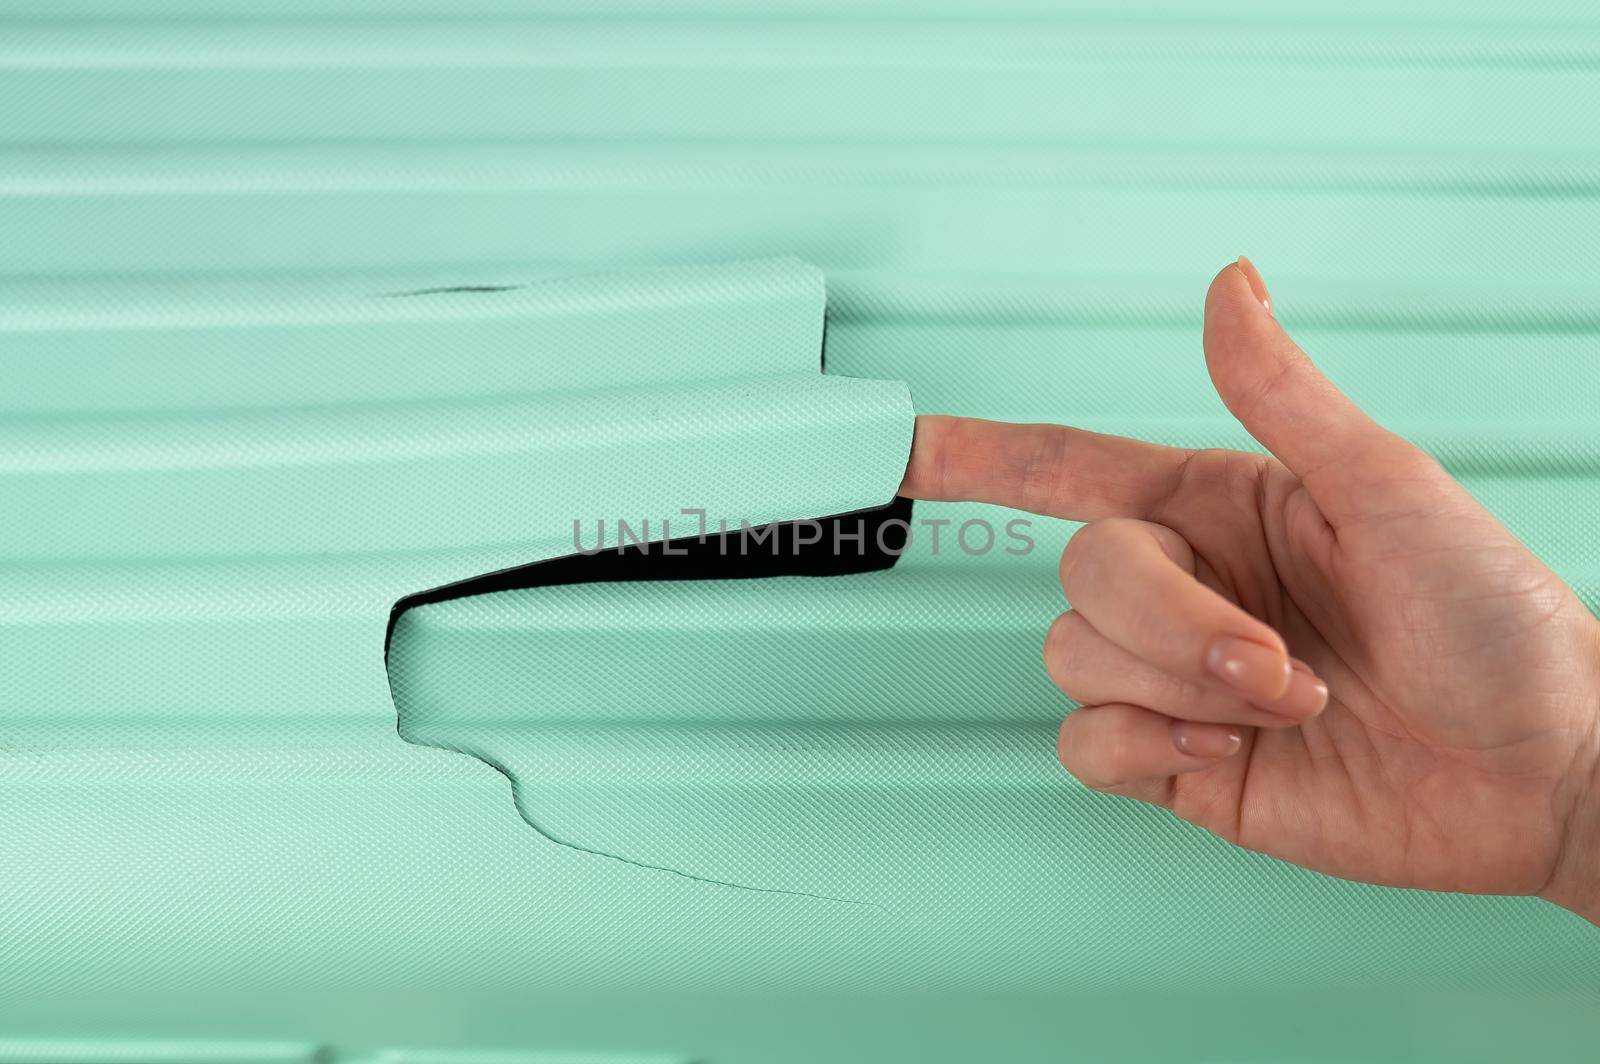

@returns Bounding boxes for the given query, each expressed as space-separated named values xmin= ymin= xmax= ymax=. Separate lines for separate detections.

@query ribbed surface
xmin=4 ymin=4 xmax=1600 ymax=1062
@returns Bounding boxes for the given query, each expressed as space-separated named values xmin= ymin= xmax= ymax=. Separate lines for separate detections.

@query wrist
xmin=1540 ymin=621 xmax=1600 ymax=925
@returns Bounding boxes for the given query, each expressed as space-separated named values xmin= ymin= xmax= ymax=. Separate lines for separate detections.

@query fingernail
xmin=1235 ymin=256 xmax=1272 ymax=317
xmin=1171 ymin=720 xmax=1243 ymax=760
xmin=1206 ymin=636 xmax=1292 ymax=702
xmin=1268 ymin=660 xmax=1331 ymax=719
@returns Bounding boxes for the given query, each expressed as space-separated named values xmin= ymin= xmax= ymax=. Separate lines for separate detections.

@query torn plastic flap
xmin=4 ymin=256 xmax=913 ymax=725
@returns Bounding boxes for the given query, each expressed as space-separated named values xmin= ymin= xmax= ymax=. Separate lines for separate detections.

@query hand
xmin=898 ymin=259 xmax=1600 ymax=922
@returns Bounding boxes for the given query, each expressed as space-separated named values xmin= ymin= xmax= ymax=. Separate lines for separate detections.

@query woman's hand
xmin=899 ymin=259 xmax=1600 ymax=923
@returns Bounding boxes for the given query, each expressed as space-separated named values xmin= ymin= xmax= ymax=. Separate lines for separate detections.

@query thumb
xmin=1203 ymin=259 xmax=1427 ymax=522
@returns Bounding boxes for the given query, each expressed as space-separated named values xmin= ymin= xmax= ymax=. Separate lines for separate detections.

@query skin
xmin=898 ymin=258 xmax=1600 ymax=924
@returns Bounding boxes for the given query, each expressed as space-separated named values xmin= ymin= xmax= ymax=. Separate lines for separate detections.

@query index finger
xmin=897 ymin=414 xmax=1192 ymax=522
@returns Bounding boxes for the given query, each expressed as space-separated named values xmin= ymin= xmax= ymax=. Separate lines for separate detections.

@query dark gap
xmin=385 ymin=496 xmax=913 ymax=652
xmin=384 ymin=312 xmax=907 ymax=647
xmin=378 ymin=284 xmax=523 ymax=297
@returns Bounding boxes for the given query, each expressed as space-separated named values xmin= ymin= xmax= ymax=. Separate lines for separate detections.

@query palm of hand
xmin=1155 ymin=448 xmax=1597 ymax=896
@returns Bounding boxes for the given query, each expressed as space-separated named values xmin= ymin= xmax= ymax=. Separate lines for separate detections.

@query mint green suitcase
xmin=3 ymin=4 xmax=1597 ymax=1061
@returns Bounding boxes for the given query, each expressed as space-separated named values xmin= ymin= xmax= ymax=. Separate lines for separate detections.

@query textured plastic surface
xmin=4 ymin=254 xmax=911 ymax=724
xmin=5 ymin=3 xmax=1600 ymax=1063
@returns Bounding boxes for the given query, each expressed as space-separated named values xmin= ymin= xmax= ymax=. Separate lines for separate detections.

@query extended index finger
xmin=897 ymin=415 xmax=1192 ymax=522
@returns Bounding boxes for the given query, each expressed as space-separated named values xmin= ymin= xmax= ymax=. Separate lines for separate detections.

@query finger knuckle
xmin=1173 ymin=448 xmax=1258 ymax=500
xmin=1068 ymin=704 xmax=1145 ymax=789
xmin=1076 ymin=771 xmax=1117 ymax=794
xmin=1042 ymin=612 xmax=1092 ymax=700
xmin=1060 ymin=746 xmax=1116 ymax=793
xmin=1096 ymin=738 xmax=1142 ymax=788
xmin=1015 ymin=427 xmax=1069 ymax=515
xmin=1042 ymin=610 xmax=1074 ymax=662
xmin=1059 ymin=519 xmax=1122 ymax=594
